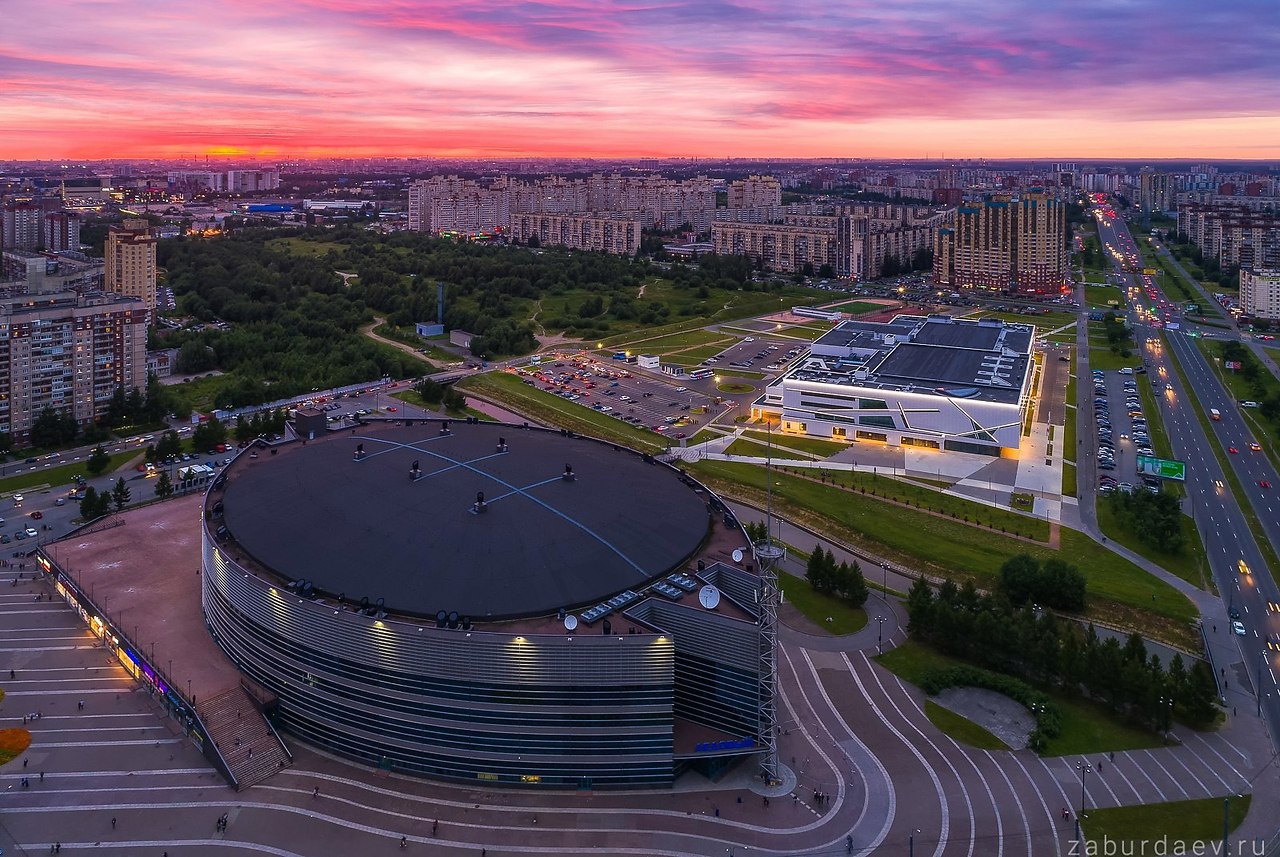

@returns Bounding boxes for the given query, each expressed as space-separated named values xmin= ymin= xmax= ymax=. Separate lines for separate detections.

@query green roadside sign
xmin=1136 ymin=455 xmax=1186 ymax=481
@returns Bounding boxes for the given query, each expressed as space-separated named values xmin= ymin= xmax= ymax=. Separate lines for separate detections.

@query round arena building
xmin=201 ymin=418 xmax=776 ymax=789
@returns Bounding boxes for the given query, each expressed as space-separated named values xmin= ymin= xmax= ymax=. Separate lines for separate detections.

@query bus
xmin=687 ymin=368 xmax=713 ymax=380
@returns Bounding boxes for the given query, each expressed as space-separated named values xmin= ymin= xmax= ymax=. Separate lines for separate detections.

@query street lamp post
xmin=875 ymin=615 xmax=887 ymax=654
xmin=1075 ymin=760 xmax=1092 ymax=842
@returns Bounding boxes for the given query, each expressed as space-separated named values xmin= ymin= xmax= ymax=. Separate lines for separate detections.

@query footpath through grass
xmin=778 ymin=569 xmax=867 ymax=635
xmin=457 ymin=371 xmax=666 ymax=452
xmin=1095 ymin=501 xmax=1210 ymax=591
xmin=877 ymin=641 xmax=1164 ymax=757
xmin=1081 ymin=796 xmax=1250 ymax=851
xmin=691 ymin=460 xmax=1197 ymax=637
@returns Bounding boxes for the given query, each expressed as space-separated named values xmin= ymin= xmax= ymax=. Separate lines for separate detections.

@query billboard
xmin=1136 ymin=455 xmax=1186 ymax=481
xmin=1224 ymin=360 xmax=1242 ymax=370
xmin=1143 ymin=268 xmax=1159 ymax=276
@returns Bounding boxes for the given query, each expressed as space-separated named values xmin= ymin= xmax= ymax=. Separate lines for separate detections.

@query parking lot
xmin=708 ymin=336 xmax=807 ymax=374
xmin=517 ymin=357 xmax=716 ymax=439
xmin=1091 ymin=366 xmax=1162 ymax=496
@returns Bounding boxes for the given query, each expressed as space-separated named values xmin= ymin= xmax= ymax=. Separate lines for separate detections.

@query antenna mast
xmin=753 ymin=419 xmax=784 ymax=784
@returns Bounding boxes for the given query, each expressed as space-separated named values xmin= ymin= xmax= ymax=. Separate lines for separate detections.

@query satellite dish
xmin=732 ymin=548 xmax=744 ymax=563
xmin=699 ymin=585 xmax=721 ymax=610
xmin=564 ymin=615 xmax=579 ymax=632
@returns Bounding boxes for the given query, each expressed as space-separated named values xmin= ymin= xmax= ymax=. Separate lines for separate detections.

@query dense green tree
xmin=111 ymin=477 xmax=131 ymax=512
xmin=191 ymin=419 xmax=227 ymax=452
xmin=154 ymin=471 xmax=174 ymax=499
xmin=86 ymin=445 xmax=112 ymax=476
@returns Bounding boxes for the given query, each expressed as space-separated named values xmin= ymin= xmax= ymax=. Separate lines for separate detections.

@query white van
xmin=1241 ymin=401 xmax=1260 ymax=409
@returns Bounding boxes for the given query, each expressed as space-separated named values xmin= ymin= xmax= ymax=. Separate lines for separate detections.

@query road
xmin=1092 ymin=207 xmax=1280 ymax=748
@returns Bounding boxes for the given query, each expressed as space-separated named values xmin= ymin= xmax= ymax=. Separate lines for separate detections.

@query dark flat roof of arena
xmin=218 ymin=422 xmax=712 ymax=620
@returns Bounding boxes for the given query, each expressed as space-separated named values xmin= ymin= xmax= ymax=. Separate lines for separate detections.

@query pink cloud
xmin=0 ymin=0 xmax=1276 ymax=159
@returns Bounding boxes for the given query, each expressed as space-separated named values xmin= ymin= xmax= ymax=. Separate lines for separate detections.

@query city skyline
xmin=2 ymin=0 xmax=1279 ymax=161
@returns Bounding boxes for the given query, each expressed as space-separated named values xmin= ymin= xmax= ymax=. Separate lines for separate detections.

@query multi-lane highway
xmin=1092 ymin=207 xmax=1280 ymax=747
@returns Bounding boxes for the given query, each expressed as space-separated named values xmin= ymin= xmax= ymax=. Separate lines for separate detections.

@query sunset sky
xmin=2 ymin=0 xmax=1278 ymax=160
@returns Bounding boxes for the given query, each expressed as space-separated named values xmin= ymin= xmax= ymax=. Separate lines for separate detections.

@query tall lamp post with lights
xmin=1075 ymin=759 xmax=1092 ymax=842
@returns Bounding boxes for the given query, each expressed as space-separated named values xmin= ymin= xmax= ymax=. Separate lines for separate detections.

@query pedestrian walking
xmin=39 ymin=770 xmax=44 ymax=781
xmin=400 ymin=835 xmax=407 ymax=849
xmin=1109 ymin=751 xmax=1115 ymax=762
xmin=111 ymin=817 xmax=117 ymax=830
xmin=313 ymin=786 xmax=320 ymax=797
xmin=1098 ymin=760 xmax=1104 ymax=773
xmin=23 ymin=757 xmax=28 ymax=767
xmin=432 ymin=820 xmax=438 ymax=836
xmin=78 ymin=700 xmax=84 ymax=711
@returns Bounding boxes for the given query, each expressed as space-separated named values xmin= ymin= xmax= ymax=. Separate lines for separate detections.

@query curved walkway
xmin=5 ymin=522 xmax=1279 ymax=855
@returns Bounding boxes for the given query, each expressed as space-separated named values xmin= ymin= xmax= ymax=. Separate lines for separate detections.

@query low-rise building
xmin=751 ymin=315 xmax=1034 ymax=456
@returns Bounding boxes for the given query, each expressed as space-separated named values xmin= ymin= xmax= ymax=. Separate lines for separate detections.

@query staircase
xmin=199 ymin=686 xmax=292 ymax=790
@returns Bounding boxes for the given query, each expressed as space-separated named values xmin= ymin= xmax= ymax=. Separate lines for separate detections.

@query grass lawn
xmin=1095 ymin=502 xmax=1209 ymax=590
xmin=373 ymin=325 xmax=461 ymax=364
xmin=616 ymin=328 xmax=728 ymax=351
xmin=742 ymin=430 xmax=847 ymax=458
xmin=1088 ymin=347 xmax=1143 ymax=371
xmin=717 ymin=382 xmax=755 ymax=394
xmin=778 ymin=570 xmax=868 ymax=635
xmin=0 ymin=451 xmax=139 ymax=494
xmin=877 ymin=641 xmax=1164 ymax=757
xmin=690 ymin=461 xmax=1197 ymax=637
xmin=457 ymin=372 xmax=666 ymax=452
xmin=265 ymin=237 xmax=345 ymax=258
xmin=724 ymin=439 xmax=809 ymax=460
xmin=924 ymin=700 xmax=1011 ymax=751
xmin=678 ymin=344 xmax=734 ymax=362
xmin=714 ymin=368 xmax=768 ymax=380
xmin=1081 ymin=796 xmax=1250 ymax=850
xmin=828 ymin=300 xmax=886 ymax=315
xmin=684 ymin=427 xmax=724 ymax=446
xmin=164 ymin=373 xmax=231 ymax=415
xmin=1084 ymin=284 xmax=1124 ymax=308
xmin=1063 ymin=462 xmax=1078 ymax=498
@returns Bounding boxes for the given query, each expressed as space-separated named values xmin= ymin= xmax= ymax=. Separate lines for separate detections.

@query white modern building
xmin=751 ymin=315 xmax=1035 ymax=456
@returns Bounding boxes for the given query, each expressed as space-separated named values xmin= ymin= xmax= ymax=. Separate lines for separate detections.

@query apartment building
xmin=1177 ymin=202 xmax=1280 ymax=270
xmin=507 ymin=213 xmax=641 ymax=256
xmin=2 ymin=200 xmax=44 ymax=249
xmin=43 ymin=211 xmax=81 ymax=252
xmin=104 ymin=219 xmax=158 ymax=313
xmin=711 ymin=216 xmax=842 ymax=275
xmin=933 ymin=191 xmax=1067 ymax=294
xmin=1240 ymin=269 xmax=1280 ymax=320
xmin=0 ymin=291 xmax=148 ymax=442
xmin=1138 ymin=169 xmax=1172 ymax=213
xmin=727 ymin=175 xmax=782 ymax=209
xmin=410 ymin=172 xmax=715 ymax=237
xmin=712 ymin=203 xmax=946 ymax=280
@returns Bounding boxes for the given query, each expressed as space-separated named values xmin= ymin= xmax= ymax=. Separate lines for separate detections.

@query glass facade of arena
xmin=203 ymin=536 xmax=677 ymax=788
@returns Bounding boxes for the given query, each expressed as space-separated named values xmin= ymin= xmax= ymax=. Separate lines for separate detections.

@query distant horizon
xmin=2 ymin=0 xmax=1278 ymax=161
xmin=2 ymin=154 xmax=1278 ymax=168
